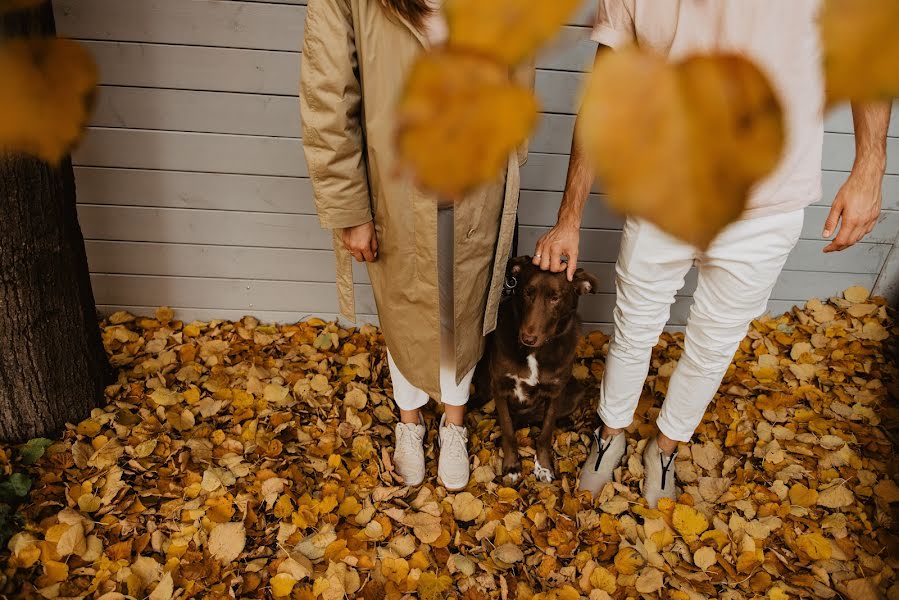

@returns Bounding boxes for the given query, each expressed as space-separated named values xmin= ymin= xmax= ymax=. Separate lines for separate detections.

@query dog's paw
xmin=503 ymin=470 xmax=522 ymax=485
xmin=533 ymin=459 xmax=555 ymax=483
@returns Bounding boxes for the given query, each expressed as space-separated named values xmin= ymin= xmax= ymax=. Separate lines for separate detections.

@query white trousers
xmin=599 ymin=209 xmax=805 ymax=442
xmin=387 ymin=209 xmax=475 ymax=410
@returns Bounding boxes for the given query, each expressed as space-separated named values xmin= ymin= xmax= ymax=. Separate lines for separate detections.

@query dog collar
xmin=501 ymin=275 xmax=518 ymax=301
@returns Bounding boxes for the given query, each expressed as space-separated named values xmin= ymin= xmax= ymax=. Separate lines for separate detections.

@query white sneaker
xmin=642 ymin=437 xmax=678 ymax=508
xmin=438 ymin=414 xmax=470 ymax=491
xmin=393 ymin=421 xmax=426 ymax=486
xmin=578 ymin=429 xmax=626 ymax=495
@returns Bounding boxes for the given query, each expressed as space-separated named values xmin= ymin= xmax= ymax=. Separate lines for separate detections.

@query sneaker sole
xmin=438 ymin=476 xmax=469 ymax=492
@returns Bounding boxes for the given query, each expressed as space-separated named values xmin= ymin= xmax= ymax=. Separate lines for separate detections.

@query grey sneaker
xmin=578 ymin=429 xmax=626 ymax=495
xmin=394 ymin=421 xmax=426 ymax=486
xmin=642 ymin=437 xmax=678 ymax=508
xmin=438 ymin=414 xmax=470 ymax=491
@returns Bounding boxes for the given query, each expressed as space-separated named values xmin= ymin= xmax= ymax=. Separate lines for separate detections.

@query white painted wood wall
xmin=55 ymin=0 xmax=899 ymax=329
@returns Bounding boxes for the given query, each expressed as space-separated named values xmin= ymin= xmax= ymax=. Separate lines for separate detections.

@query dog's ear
xmin=508 ymin=256 xmax=531 ymax=277
xmin=573 ymin=268 xmax=599 ymax=295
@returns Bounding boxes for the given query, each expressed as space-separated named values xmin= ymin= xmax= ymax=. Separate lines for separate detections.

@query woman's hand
xmin=340 ymin=221 xmax=379 ymax=262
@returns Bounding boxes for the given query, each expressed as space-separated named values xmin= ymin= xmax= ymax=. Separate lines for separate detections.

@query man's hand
xmin=822 ymin=170 xmax=882 ymax=252
xmin=340 ymin=220 xmax=378 ymax=262
xmin=533 ymin=221 xmax=580 ymax=280
xmin=823 ymin=100 xmax=891 ymax=253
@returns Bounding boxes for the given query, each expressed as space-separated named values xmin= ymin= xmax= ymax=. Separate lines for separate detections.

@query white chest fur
xmin=508 ymin=354 xmax=539 ymax=401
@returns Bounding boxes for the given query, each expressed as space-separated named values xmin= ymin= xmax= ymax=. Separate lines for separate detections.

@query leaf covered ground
xmin=1 ymin=288 xmax=897 ymax=600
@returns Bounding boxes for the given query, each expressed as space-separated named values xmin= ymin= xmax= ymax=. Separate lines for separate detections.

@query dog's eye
xmin=524 ymin=287 xmax=535 ymax=297
xmin=550 ymin=294 xmax=561 ymax=303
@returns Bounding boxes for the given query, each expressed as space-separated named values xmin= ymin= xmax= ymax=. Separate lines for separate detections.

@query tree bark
xmin=0 ymin=3 xmax=109 ymax=442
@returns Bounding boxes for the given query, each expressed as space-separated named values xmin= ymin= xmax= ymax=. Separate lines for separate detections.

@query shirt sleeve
xmin=591 ymin=0 xmax=636 ymax=48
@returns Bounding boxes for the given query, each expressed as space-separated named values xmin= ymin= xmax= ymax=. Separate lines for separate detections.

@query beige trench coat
xmin=300 ymin=0 xmax=530 ymax=400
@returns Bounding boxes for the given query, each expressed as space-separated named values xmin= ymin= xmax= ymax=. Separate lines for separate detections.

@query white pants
xmin=387 ymin=209 xmax=475 ymax=410
xmin=599 ymin=209 xmax=804 ymax=442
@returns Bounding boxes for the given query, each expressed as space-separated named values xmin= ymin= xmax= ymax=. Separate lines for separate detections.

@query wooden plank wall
xmin=55 ymin=0 xmax=899 ymax=329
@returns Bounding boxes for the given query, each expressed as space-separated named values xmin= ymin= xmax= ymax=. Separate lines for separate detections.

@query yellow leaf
xmin=397 ymin=50 xmax=537 ymax=198
xmin=843 ymin=286 xmax=871 ymax=303
xmin=452 ymin=491 xmax=484 ymax=522
xmin=418 ymin=572 xmax=452 ymax=600
xmin=206 ymin=496 xmax=236 ymax=523
xmin=789 ymin=483 xmax=819 ymax=508
xmin=43 ymin=560 xmax=69 ymax=584
xmin=491 ymin=542 xmax=524 ymax=567
xmin=578 ymin=48 xmax=784 ymax=249
xmin=817 ymin=484 xmax=854 ymax=509
xmin=77 ymin=493 xmax=102 ymax=513
xmin=589 ymin=565 xmax=616 ymax=593
xmin=208 ymin=522 xmax=246 ymax=563
xmin=0 ymin=38 xmax=98 ymax=163
xmin=635 ymin=567 xmax=665 ymax=594
xmin=271 ymin=573 xmax=297 ymax=598
xmin=381 ymin=557 xmax=410 ymax=584
xmin=613 ymin=546 xmax=645 ymax=575
xmin=820 ymin=0 xmax=899 ymax=103
xmin=445 ymin=0 xmax=581 ymax=66
xmin=673 ymin=504 xmax=710 ymax=540
xmin=693 ymin=546 xmax=717 ymax=571
xmin=797 ymin=532 xmax=832 ymax=560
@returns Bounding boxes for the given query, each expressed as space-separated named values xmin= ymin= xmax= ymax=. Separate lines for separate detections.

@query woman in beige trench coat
xmin=300 ymin=0 xmax=529 ymax=490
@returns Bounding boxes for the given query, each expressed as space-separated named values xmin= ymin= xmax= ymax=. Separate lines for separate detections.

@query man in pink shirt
xmin=533 ymin=0 xmax=891 ymax=507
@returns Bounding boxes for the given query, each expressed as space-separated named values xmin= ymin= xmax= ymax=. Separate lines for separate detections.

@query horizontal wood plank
xmin=74 ymin=167 xmax=317 ymax=213
xmin=73 ymin=129 xmax=899 ymax=186
xmin=73 ymin=128 xmax=308 ymax=177
xmin=55 ymin=0 xmax=307 ymax=52
xmin=77 ymin=205 xmax=330 ymax=249
xmin=83 ymin=239 xmax=876 ymax=302
xmin=90 ymin=274 xmax=379 ymax=313
xmin=72 ymin=166 xmax=899 ymax=215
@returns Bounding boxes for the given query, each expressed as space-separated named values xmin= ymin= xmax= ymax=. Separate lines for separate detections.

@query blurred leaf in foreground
xmin=0 ymin=38 xmax=97 ymax=163
xmin=0 ymin=0 xmax=45 ymax=14
xmin=820 ymin=0 xmax=899 ymax=104
xmin=397 ymin=49 xmax=537 ymax=198
xmin=445 ymin=0 xmax=581 ymax=66
xmin=578 ymin=48 xmax=785 ymax=249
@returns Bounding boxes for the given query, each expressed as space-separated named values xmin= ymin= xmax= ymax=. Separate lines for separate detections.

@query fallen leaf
xmin=208 ymin=522 xmax=246 ymax=563
xmin=693 ymin=546 xmax=717 ymax=571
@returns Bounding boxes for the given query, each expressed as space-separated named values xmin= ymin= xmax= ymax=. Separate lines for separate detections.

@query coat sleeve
xmin=300 ymin=0 xmax=373 ymax=230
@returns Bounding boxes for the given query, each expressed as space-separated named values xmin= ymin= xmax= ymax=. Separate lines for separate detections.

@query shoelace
xmin=441 ymin=425 xmax=468 ymax=463
xmin=396 ymin=424 xmax=423 ymax=450
xmin=659 ymin=451 xmax=677 ymax=490
xmin=593 ymin=430 xmax=612 ymax=471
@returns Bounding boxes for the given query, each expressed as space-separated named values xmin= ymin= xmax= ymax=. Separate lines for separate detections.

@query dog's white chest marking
xmin=509 ymin=354 xmax=539 ymax=402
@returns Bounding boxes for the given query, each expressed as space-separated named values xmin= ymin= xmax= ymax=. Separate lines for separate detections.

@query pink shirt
xmin=592 ymin=0 xmax=825 ymax=219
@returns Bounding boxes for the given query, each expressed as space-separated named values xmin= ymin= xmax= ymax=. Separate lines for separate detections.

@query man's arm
xmin=533 ymin=47 xmax=605 ymax=281
xmin=823 ymin=101 xmax=892 ymax=252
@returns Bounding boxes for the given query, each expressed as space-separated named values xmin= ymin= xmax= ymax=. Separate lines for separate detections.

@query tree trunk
xmin=0 ymin=3 xmax=110 ymax=443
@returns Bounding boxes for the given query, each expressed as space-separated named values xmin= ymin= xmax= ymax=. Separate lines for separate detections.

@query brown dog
xmin=477 ymin=256 xmax=599 ymax=483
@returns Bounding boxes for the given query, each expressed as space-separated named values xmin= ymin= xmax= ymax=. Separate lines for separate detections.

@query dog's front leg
xmin=494 ymin=394 xmax=522 ymax=484
xmin=534 ymin=394 xmax=559 ymax=483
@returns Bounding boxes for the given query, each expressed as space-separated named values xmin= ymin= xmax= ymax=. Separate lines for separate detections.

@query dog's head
xmin=507 ymin=256 xmax=599 ymax=348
